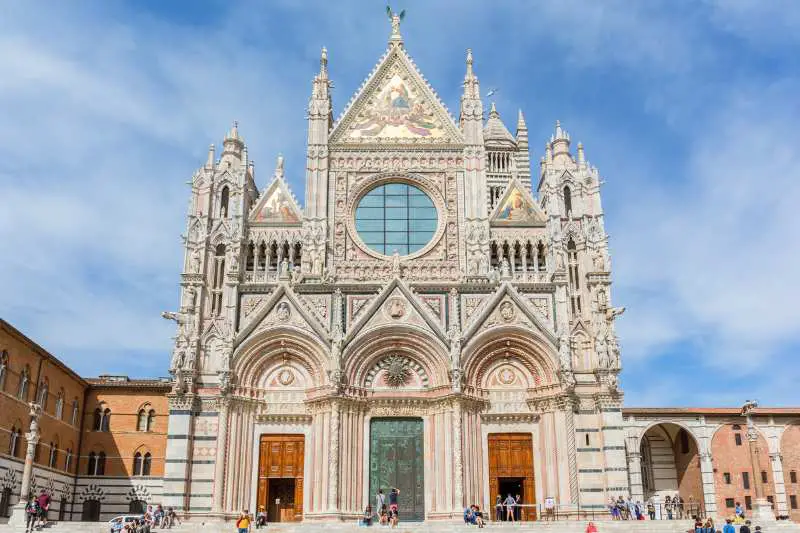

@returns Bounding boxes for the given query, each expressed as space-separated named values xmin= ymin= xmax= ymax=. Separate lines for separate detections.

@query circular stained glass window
xmin=354 ymin=183 xmax=438 ymax=256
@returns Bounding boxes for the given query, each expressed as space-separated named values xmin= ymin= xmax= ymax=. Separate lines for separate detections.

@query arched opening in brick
xmin=640 ymin=423 xmax=703 ymax=514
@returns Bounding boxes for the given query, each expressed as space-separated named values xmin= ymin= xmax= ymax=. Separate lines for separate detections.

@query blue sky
xmin=1 ymin=1 xmax=799 ymax=407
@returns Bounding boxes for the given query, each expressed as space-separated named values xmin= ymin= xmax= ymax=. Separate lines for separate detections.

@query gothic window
xmin=65 ymin=448 xmax=73 ymax=473
xmin=133 ymin=452 xmax=142 ymax=475
xmin=87 ymin=452 xmax=96 ymax=475
xmin=211 ymin=244 xmax=226 ymax=315
xmin=147 ymin=410 xmax=155 ymax=432
xmin=564 ymin=185 xmax=572 ymax=215
xmin=0 ymin=350 xmax=7 ymax=391
xmin=268 ymin=242 xmax=278 ymax=272
xmin=143 ymin=452 xmax=152 ymax=475
xmin=37 ymin=378 xmax=49 ymax=410
xmin=735 ymin=432 xmax=743 ymax=446
xmin=220 ymin=186 xmax=229 ymax=218
xmin=137 ymin=409 xmax=147 ymax=432
xmin=245 ymin=243 xmax=255 ymax=272
xmin=293 ymin=242 xmax=302 ymax=268
xmin=97 ymin=452 xmax=106 ymax=475
xmin=49 ymin=440 xmax=58 ymax=468
xmin=258 ymin=243 xmax=267 ymax=272
xmin=71 ymin=399 xmax=79 ymax=426
xmin=0 ymin=487 xmax=10 ymax=518
xmin=55 ymin=389 xmax=64 ymax=420
xmin=567 ymin=239 xmax=582 ymax=315
xmin=17 ymin=365 xmax=29 ymax=401
xmin=8 ymin=426 xmax=18 ymax=457
xmin=354 ymin=183 xmax=437 ymax=256
xmin=94 ymin=407 xmax=110 ymax=431
xmin=130 ymin=500 xmax=146 ymax=514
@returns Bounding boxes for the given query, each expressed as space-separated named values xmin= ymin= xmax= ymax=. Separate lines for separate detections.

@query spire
xmin=226 ymin=120 xmax=239 ymax=141
xmin=484 ymin=103 xmax=514 ymax=145
xmin=489 ymin=101 xmax=499 ymax=118
xmin=462 ymin=48 xmax=480 ymax=101
xmin=550 ymin=120 xmax=571 ymax=160
xmin=517 ymin=110 xmax=527 ymax=131
xmin=319 ymin=46 xmax=328 ymax=78
xmin=466 ymin=48 xmax=474 ymax=80
xmin=577 ymin=142 xmax=585 ymax=166
xmin=553 ymin=120 xmax=570 ymax=142
xmin=206 ymin=144 xmax=215 ymax=168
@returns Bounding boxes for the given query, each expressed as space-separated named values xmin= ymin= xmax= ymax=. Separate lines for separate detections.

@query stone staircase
xmin=2 ymin=521 xmax=800 ymax=533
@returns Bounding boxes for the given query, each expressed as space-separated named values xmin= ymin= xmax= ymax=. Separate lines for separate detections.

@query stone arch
xmin=462 ymin=326 xmax=558 ymax=390
xmin=233 ymin=327 xmax=327 ymax=392
xmin=638 ymin=422 xmax=703 ymax=506
xmin=343 ymin=325 xmax=449 ymax=389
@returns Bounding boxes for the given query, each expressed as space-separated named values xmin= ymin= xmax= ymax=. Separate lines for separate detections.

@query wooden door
xmin=488 ymin=433 xmax=536 ymax=520
xmin=257 ymin=434 xmax=305 ymax=521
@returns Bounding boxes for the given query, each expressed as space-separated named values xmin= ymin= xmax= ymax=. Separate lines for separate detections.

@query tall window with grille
xmin=211 ymin=244 xmax=226 ymax=316
xmin=567 ymin=239 xmax=581 ymax=315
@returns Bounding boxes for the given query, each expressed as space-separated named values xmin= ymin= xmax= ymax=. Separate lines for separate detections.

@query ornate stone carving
xmin=386 ymin=296 xmax=407 ymax=319
xmin=385 ymin=355 xmax=412 ymax=387
xmin=276 ymin=301 xmax=291 ymax=322
xmin=499 ymin=301 xmax=515 ymax=322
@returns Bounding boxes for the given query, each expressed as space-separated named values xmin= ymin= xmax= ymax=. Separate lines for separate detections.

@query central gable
xmin=330 ymin=46 xmax=462 ymax=144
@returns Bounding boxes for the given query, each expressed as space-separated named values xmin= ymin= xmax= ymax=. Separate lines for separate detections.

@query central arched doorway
xmin=369 ymin=418 xmax=425 ymax=522
xmin=640 ymin=423 xmax=704 ymax=515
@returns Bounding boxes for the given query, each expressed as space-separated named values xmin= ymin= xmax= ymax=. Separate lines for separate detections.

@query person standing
xmin=35 ymin=489 xmax=51 ymax=528
xmin=515 ymin=493 xmax=522 ymax=521
xmin=495 ymin=495 xmax=503 ymax=522
xmin=236 ymin=510 xmax=251 ymax=533
xmin=504 ymin=493 xmax=516 ymax=522
xmin=740 ymin=520 xmax=752 ymax=533
xmin=723 ymin=519 xmax=736 ymax=533
xmin=376 ymin=489 xmax=385 ymax=520
xmin=388 ymin=487 xmax=400 ymax=528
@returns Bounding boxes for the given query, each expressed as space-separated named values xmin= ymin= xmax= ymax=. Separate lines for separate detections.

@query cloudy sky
xmin=1 ymin=1 xmax=798 ymax=407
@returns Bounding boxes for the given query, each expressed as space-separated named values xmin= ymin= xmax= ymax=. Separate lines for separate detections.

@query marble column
xmin=328 ymin=401 xmax=340 ymax=513
xmin=747 ymin=422 xmax=776 ymax=521
xmin=769 ymin=452 xmax=788 ymax=518
xmin=627 ymin=450 xmax=644 ymax=504
xmin=452 ymin=402 xmax=464 ymax=512
xmin=8 ymin=403 xmax=42 ymax=527
xmin=213 ymin=396 xmax=231 ymax=516
xmin=698 ymin=450 xmax=717 ymax=515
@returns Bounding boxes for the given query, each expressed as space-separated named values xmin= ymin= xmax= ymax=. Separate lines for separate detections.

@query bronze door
xmin=369 ymin=418 xmax=425 ymax=521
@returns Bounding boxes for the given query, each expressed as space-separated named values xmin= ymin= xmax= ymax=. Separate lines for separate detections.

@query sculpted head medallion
xmin=276 ymin=301 xmax=291 ymax=322
xmin=387 ymin=297 xmax=407 ymax=319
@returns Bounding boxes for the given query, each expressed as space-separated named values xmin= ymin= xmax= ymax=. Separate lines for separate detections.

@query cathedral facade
xmin=162 ymin=18 xmax=626 ymax=521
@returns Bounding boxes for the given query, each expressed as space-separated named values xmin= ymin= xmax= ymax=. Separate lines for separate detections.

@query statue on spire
xmin=386 ymin=5 xmax=406 ymax=43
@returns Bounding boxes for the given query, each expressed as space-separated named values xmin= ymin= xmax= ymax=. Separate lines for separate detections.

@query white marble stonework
xmin=163 ymin=16 xmax=627 ymax=521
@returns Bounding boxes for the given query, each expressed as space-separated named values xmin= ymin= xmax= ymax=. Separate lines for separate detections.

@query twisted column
xmin=453 ymin=402 xmax=464 ymax=511
xmin=328 ymin=401 xmax=340 ymax=512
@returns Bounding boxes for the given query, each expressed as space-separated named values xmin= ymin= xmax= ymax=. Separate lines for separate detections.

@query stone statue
xmin=592 ymin=250 xmax=605 ymax=271
xmin=487 ymin=267 xmax=500 ymax=283
xmin=500 ymin=258 xmax=511 ymax=279
xmin=170 ymin=347 xmax=186 ymax=371
xmin=279 ymin=258 xmax=290 ymax=279
xmin=558 ymin=334 xmax=572 ymax=371
xmin=447 ymin=326 xmax=461 ymax=367
xmin=596 ymin=335 xmax=609 ymax=369
xmin=190 ymin=248 xmax=201 ymax=273
xmin=312 ymin=253 xmax=322 ymax=275
xmin=391 ymin=251 xmax=401 ymax=276
xmin=605 ymin=306 xmax=626 ymax=322
xmin=290 ymin=265 xmax=303 ymax=285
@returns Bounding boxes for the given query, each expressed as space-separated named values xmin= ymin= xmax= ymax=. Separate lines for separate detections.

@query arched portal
xmin=639 ymin=423 xmax=704 ymax=513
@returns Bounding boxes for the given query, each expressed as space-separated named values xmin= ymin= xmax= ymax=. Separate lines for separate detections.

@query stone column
xmin=563 ymin=398 xmax=579 ymax=505
xmin=747 ymin=422 xmax=776 ymax=521
xmin=769 ymin=452 xmax=788 ymax=518
xmin=8 ymin=403 xmax=42 ymax=527
xmin=698 ymin=450 xmax=717 ymax=515
xmin=328 ymin=400 xmax=340 ymax=513
xmin=452 ymin=402 xmax=464 ymax=512
xmin=213 ymin=396 xmax=231 ymax=516
xmin=627 ymin=450 xmax=644 ymax=504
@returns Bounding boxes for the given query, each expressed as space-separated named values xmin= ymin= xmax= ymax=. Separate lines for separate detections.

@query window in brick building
xmin=679 ymin=429 xmax=690 ymax=454
xmin=147 ymin=410 xmax=155 ymax=432
xmin=724 ymin=472 xmax=731 ymax=484
xmin=87 ymin=452 xmax=96 ymax=475
xmin=0 ymin=487 xmax=11 ymax=518
xmin=0 ymin=350 xmax=8 ymax=391
xmin=49 ymin=441 xmax=58 ymax=468
xmin=8 ymin=426 xmax=19 ymax=457
xmin=743 ymin=471 xmax=750 ymax=489
xmin=65 ymin=449 xmax=72 ymax=473
xmin=143 ymin=453 xmax=152 ymax=476
xmin=37 ymin=378 xmax=48 ymax=410
xmin=87 ymin=452 xmax=106 ymax=476
xmin=761 ymin=471 xmax=768 ymax=484
xmin=71 ymin=399 xmax=79 ymax=426
xmin=137 ymin=409 xmax=147 ymax=431
xmin=93 ymin=407 xmax=111 ymax=432
xmin=735 ymin=433 xmax=743 ymax=446
xmin=55 ymin=389 xmax=64 ymax=420
xmin=97 ymin=452 xmax=106 ymax=475
xmin=791 ymin=471 xmax=798 ymax=484
xmin=745 ymin=496 xmax=752 ymax=510
xmin=725 ymin=498 xmax=735 ymax=508
xmin=17 ymin=365 xmax=29 ymax=400
xmin=790 ymin=495 xmax=798 ymax=510
xmin=133 ymin=452 xmax=142 ymax=475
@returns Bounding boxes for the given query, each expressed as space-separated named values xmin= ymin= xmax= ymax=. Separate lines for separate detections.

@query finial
xmin=275 ymin=153 xmax=285 ymax=179
xmin=577 ymin=142 xmax=585 ymax=164
xmin=227 ymin=120 xmax=239 ymax=140
xmin=554 ymin=120 xmax=570 ymax=142
xmin=206 ymin=144 xmax=215 ymax=167
xmin=320 ymin=46 xmax=328 ymax=75
xmin=517 ymin=109 xmax=527 ymax=129
xmin=387 ymin=6 xmax=406 ymax=46
xmin=489 ymin=102 xmax=499 ymax=118
xmin=465 ymin=48 xmax=474 ymax=78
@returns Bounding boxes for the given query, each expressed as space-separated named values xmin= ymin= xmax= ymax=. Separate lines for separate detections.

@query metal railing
xmin=484 ymin=502 xmax=705 ymax=522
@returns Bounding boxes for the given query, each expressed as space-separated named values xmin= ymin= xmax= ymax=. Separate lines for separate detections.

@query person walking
xmin=376 ymin=488 xmax=385 ymax=520
xmin=24 ymin=499 xmax=39 ymax=533
xmin=504 ymin=493 xmax=516 ymax=522
xmin=236 ymin=510 xmax=251 ymax=533
xmin=35 ymin=489 xmax=51 ymax=528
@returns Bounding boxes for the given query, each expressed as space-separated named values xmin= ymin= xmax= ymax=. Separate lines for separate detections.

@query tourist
xmin=236 ymin=510 xmax=251 ymax=533
xmin=361 ymin=504 xmax=373 ymax=527
xmin=723 ymin=518 xmax=735 ymax=533
xmin=754 ymin=526 xmax=762 ymax=533
xmin=36 ymin=489 xmax=51 ymax=528
xmin=495 ymin=495 xmax=503 ymax=521
xmin=626 ymin=497 xmax=636 ymax=520
xmin=388 ymin=487 xmax=400 ymax=528
xmin=379 ymin=506 xmax=388 ymax=526
xmin=694 ymin=517 xmax=704 ymax=533
xmin=585 ymin=521 xmax=598 ymax=533
xmin=376 ymin=488 xmax=385 ymax=519
xmin=741 ymin=520 xmax=752 ymax=533
xmin=515 ymin=493 xmax=521 ymax=521
xmin=704 ymin=517 xmax=715 ymax=533
xmin=464 ymin=506 xmax=475 ymax=524
xmin=473 ymin=505 xmax=485 ymax=528
xmin=677 ymin=495 xmax=685 ymax=519
xmin=609 ymin=497 xmax=620 ymax=520
xmin=634 ymin=500 xmax=644 ymax=520
xmin=647 ymin=499 xmax=655 ymax=520
xmin=504 ymin=493 xmax=516 ymax=522
xmin=24 ymin=499 xmax=39 ymax=533
xmin=255 ymin=506 xmax=267 ymax=528
xmin=665 ymin=495 xmax=673 ymax=520
xmin=735 ymin=501 xmax=744 ymax=519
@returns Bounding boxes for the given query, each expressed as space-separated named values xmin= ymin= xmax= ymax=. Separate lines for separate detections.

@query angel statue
xmin=386 ymin=5 xmax=406 ymax=38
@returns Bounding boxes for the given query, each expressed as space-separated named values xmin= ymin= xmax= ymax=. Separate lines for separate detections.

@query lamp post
xmin=8 ymin=403 xmax=42 ymax=526
xmin=741 ymin=400 xmax=775 ymax=522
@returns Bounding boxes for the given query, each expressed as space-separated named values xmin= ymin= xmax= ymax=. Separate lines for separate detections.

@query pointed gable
xmin=249 ymin=177 xmax=303 ymax=225
xmin=489 ymin=177 xmax=547 ymax=227
xmin=330 ymin=45 xmax=462 ymax=144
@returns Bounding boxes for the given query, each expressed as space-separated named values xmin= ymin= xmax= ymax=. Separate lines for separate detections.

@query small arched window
xmin=101 ymin=409 xmax=110 ymax=432
xmin=142 ymin=452 xmax=152 ymax=476
xmin=0 ymin=350 xmax=8 ymax=391
xmin=71 ymin=399 xmax=79 ymax=426
xmin=96 ymin=452 xmax=106 ymax=476
xmin=220 ymin=186 xmax=230 ymax=218
xmin=17 ymin=366 xmax=29 ymax=401
xmin=211 ymin=244 xmax=226 ymax=316
xmin=146 ymin=410 xmax=155 ymax=432
xmin=93 ymin=408 xmax=102 ymax=431
xmin=133 ymin=452 xmax=143 ymax=476
xmin=37 ymin=378 xmax=49 ymax=409
xmin=564 ymin=185 xmax=572 ymax=215
xmin=87 ymin=452 xmax=96 ymax=475
xmin=49 ymin=441 xmax=58 ymax=468
xmin=65 ymin=449 xmax=73 ymax=473
xmin=55 ymin=389 xmax=65 ymax=420
xmin=8 ymin=426 xmax=18 ymax=457
xmin=137 ymin=409 xmax=147 ymax=432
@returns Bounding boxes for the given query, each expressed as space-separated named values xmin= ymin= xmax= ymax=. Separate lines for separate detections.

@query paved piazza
xmin=1 ymin=13 xmax=800 ymax=530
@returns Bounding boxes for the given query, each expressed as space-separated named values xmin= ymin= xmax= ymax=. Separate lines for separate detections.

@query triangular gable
xmin=249 ymin=177 xmax=303 ymax=225
xmin=235 ymin=284 xmax=329 ymax=348
xmin=461 ymin=282 xmax=557 ymax=346
xmin=330 ymin=46 xmax=462 ymax=144
xmin=343 ymin=277 xmax=448 ymax=347
xmin=489 ymin=177 xmax=547 ymax=227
